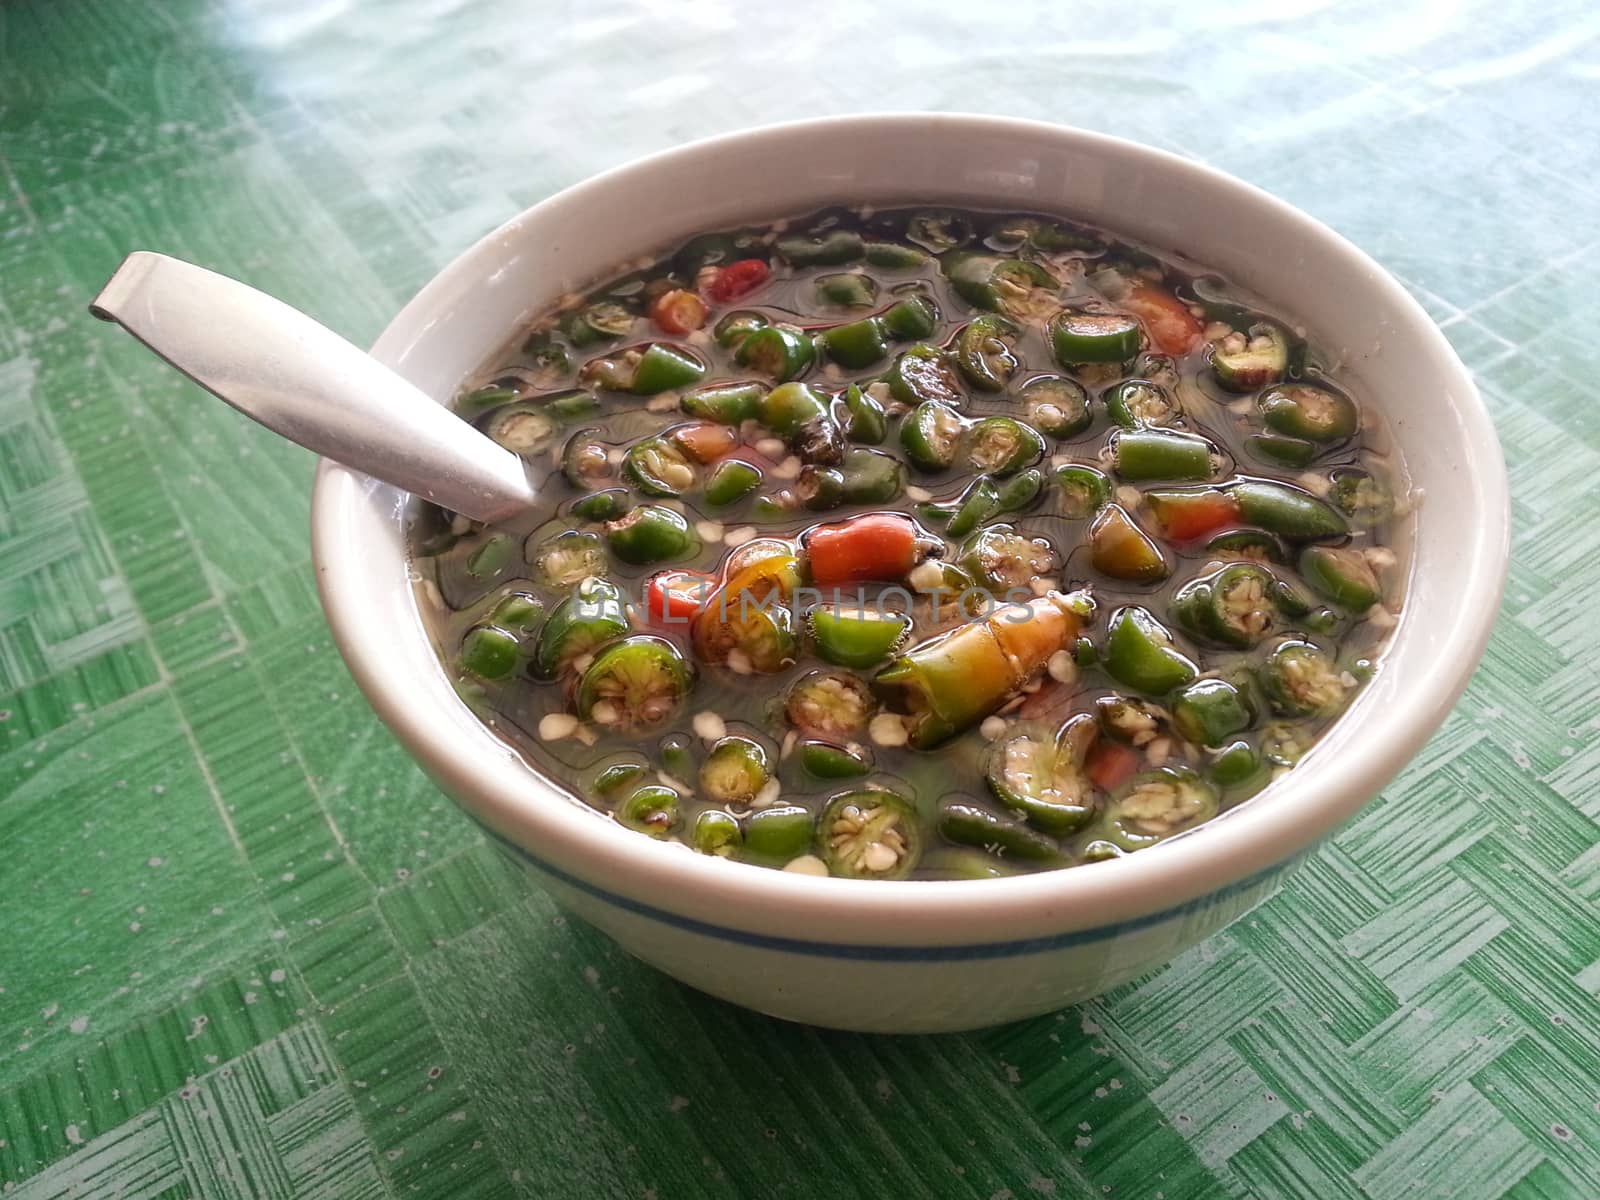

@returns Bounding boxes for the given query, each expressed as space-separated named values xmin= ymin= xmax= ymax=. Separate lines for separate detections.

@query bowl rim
xmin=311 ymin=112 xmax=1509 ymax=946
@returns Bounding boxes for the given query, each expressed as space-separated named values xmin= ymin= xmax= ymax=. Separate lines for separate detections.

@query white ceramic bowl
xmin=311 ymin=114 xmax=1508 ymax=1033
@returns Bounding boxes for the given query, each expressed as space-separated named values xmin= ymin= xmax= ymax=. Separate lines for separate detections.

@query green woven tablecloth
xmin=3 ymin=2 xmax=1597 ymax=1195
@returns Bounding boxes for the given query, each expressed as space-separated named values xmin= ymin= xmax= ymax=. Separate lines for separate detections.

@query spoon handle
xmin=90 ymin=251 xmax=537 ymax=524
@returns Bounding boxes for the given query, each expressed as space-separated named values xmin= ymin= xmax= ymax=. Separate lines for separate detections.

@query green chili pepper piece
xmin=809 ymin=607 xmax=912 ymax=668
xmin=796 ymin=465 xmax=845 ymax=512
xmin=616 ymin=784 xmax=681 ymax=838
xmin=1050 ymin=308 xmax=1140 ymax=365
xmin=837 ymin=447 xmax=905 ymax=503
xmin=816 ymin=789 xmax=922 ymax=879
xmin=1056 ymin=464 xmax=1113 ymax=519
xmin=985 ymin=722 xmax=1096 ymax=835
xmin=822 ymin=317 xmax=889 ymax=369
xmin=561 ymin=428 xmax=614 ymax=489
xmin=1230 ymin=480 xmax=1348 ymax=539
xmin=563 ymin=301 xmax=635 ymax=347
xmin=1082 ymin=768 xmax=1218 ymax=859
xmin=1206 ymin=527 xmax=1287 ymax=563
xmin=864 ymin=241 xmax=931 ymax=270
xmin=881 ymin=293 xmax=938 ymax=340
xmin=1112 ymin=428 xmax=1217 ymax=482
xmin=1210 ymin=323 xmax=1290 ymax=392
xmin=887 ymin=344 xmax=965 ymax=408
xmin=997 ymin=467 xmax=1045 ymax=513
xmin=704 ymin=459 xmax=763 ymax=507
xmin=906 ymin=209 xmax=973 ymax=253
xmin=604 ymin=505 xmax=698 ymax=565
xmin=699 ymin=736 xmax=772 ymax=805
xmin=944 ymin=253 xmax=1058 ymax=316
xmin=459 ymin=625 xmax=521 ymax=680
xmin=1298 ymin=545 xmax=1381 ymax=610
xmin=576 ymin=635 xmax=694 ymax=731
xmin=531 ymin=577 xmax=630 ymax=679
xmin=958 ymin=524 xmax=1058 ymax=595
xmin=1173 ymin=563 xmax=1276 ymax=649
xmin=955 ymin=315 xmax=1020 ymax=392
xmin=1104 ymin=606 xmax=1198 ymax=696
xmin=842 ymin=383 xmax=887 ymax=444
xmin=545 ymin=390 xmax=602 ymax=423
xmin=674 ymin=232 xmax=740 ymax=275
xmin=1022 ymin=375 xmax=1092 ymax=439
xmin=479 ymin=403 xmax=557 ymax=457
xmin=759 ymin=381 xmax=831 ymax=438
xmin=1208 ymin=739 xmax=1262 ymax=787
xmin=918 ymin=848 xmax=1023 ymax=880
xmin=457 ymin=385 xmax=517 ymax=418
xmin=622 ymin=437 xmax=699 ymax=498
xmin=945 ymin=476 xmax=1003 ymax=540
xmin=693 ymin=809 xmax=744 ymax=857
xmin=737 ymin=325 xmax=817 ymax=382
xmin=1088 ymin=504 xmax=1169 ymax=582
xmin=1104 ymin=379 xmax=1181 ymax=429
xmin=1258 ymin=639 xmax=1349 ymax=717
xmin=815 ymin=272 xmax=878 ymax=309
xmin=1258 ymin=381 xmax=1358 ymax=442
xmin=590 ymin=756 xmax=648 ymax=799
xmin=938 ymin=801 xmax=1064 ymax=863
xmin=570 ymin=488 xmax=629 ymax=523
xmin=1171 ymin=677 xmax=1256 ymax=747
xmin=683 ymin=381 xmax=766 ymax=424
xmin=630 ymin=342 xmax=707 ymax=395
xmin=1329 ymin=468 xmax=1395 ymax=528
xmin=658 ymin=731 xmax=697 ymax=783
xmin=966 ymin=416 xmax=1045 ymax=476
xmin=799 ymin=739 xmax=873 ymax=779
xmin=776 ymin=230 xmax=864 ymax=266
xmin=744 ymin=805 xmax=815 ymax=863
xmin=466 ymin=534 xmax=515 ymax=580
xmin=900 ymin=400 xmax=966 ymax=472
xmin=488 ymin=590 xmax=545 ymax=634
xmin=528 ymin=529 xmax=607 ymax=589
xmin=713 ymin=310 xmax=768 ymax=350
xmin=1246 ymin=432 xmax=1319 ymax=468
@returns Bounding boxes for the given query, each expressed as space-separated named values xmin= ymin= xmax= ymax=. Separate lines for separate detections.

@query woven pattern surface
xmin=2 ymin=2 xmax=1597 ymax=1195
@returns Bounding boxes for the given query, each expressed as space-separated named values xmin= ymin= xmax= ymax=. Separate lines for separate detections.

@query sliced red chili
xmin=706 ymin=259 xmax=771 ymax=303
xmin=644 ymin=569 xmax=714 ymax=626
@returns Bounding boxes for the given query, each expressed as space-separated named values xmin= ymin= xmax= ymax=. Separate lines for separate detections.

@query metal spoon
xmin=89 ymin=251 xmax=537 ymax=524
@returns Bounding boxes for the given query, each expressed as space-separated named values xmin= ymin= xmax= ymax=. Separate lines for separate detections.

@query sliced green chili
xmin=944 ymin=475 xmax=1002 ymax=539
xmin=699 ymin=736 xmax=772 ymax=805
xmin=938 ymin=801 xmax=1064 ymax=863
xmin=1171 ymin=563 xmax=1276 ymax=649
xmin=1104 ymin=606 xmax=1198 ymax=695
xmin=1229 ymin=480 xmax=1348 ymax=539
xmin=616 ymin=784 xmax=681 ymax=838
xmin=1210 ymin=323 xmax=1289 ymax=392
xmin=842 ymin=383 xmax=887 ymax=444
xmin=683 ymin=381 xmax=765 ymax=424
xmin=531 ymin=576 xmax=630 ymax=679
xmin=776 ymin=230 xmax=864 ymax=266
xmin=1089 ymin=504 xmax=1169 ymax=582
xmin=1057 ymin=464 xmax=1113 ymax=519
xmin=900 ymin=401 xmax=966 ymax=472
xmin=1170 ymin=677 xmax=1256 ymax=747
xmin=887 ymin=344 xmax=965 ymax=408
xmin=1050 ymin=307 xmax=1140 ymax=365
xmin=1258 ymin=381 xmax=1358 ymax=442
xmin=1022 ymin=375 xmax=1092 ymax=439
xmin=816 ymin=271 xmax=878 ymax=309
xmin=1298 ymin=545 xmax=1381 ymax=610
xmin=822 ymin=317 xmax=889 ymax=369
xmin=817 ymin=789 xmax=922 ymax=879
xmin=704 ymin=459 xmax=763 ymax=507
xmin=1112 ymin=428 xmax=1217 ymax=482
xmin=881 ymin=293 xmax=938 ymax=340
xmin=604 ymin=505 xmax=698 ymax=565
xmin=737 ymin=325 xmax=817 ymax=382
xmin=955 ymin=315 xmax=1021 ymax=392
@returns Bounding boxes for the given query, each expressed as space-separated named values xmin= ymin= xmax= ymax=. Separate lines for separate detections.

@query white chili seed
xmin=754 ymin=437 xmax=786 ymax=459
xmin=979 ymin=715 xmax=1009 ymax=740
xmin=1047 ymin=649 xmax=1077 ymax=684
xmin=784 ymin=854 xmax=830 ymax=877
xmin=692 ymin=711 xmax=727 ymax=741
xmin=904 ymin=485 xmax=932 ymax=502
xmin=723 ymin=525 xmax=757 ymax=548
xmin=869 ymin=712 xmax=909 ymax=747
xmin=538 ymin=713 xmax=579 ymax=741
xmin=772 ymin=456 xmax=802 ymax=481
xmin=751 ymin=779 xmax=782 ymax=810
xmin=694 ymin=520 xmax=725 ymax=543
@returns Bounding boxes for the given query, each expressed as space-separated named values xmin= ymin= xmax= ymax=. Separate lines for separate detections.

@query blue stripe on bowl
xmin=487 ymin=828 xmax=1306 ymax=962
